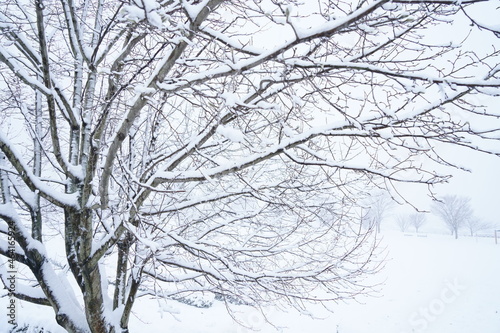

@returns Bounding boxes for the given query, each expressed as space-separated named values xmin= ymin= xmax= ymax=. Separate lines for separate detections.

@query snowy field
xmin=3 ymin=231 xmax=499 ymax=333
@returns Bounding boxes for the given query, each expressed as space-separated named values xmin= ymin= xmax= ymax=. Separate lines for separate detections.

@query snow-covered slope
xmin=2 ymin=231 xmax=499 ymax=333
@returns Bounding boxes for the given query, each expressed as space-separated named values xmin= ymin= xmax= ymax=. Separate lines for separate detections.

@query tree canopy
xmin=0 ymin=0 xmax=499 ymax=332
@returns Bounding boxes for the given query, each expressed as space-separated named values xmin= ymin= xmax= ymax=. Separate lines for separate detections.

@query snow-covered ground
xmin=3 ymin=231 xmax=500 ymax=333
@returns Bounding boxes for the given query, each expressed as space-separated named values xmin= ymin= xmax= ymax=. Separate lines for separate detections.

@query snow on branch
xmin=286 ymin=59 xmax=500 ymax=88
xmin=0 ymin=0 xmax=499 ymax=331
xmin=0 ymin=135 xmax=79 ymax=208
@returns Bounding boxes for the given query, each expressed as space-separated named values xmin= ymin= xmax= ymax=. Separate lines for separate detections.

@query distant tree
xmin=364 ymin=193 xmax=395 ymax=233
xmin=396 ymin=215 xmax=411 ymax=233
xmin=464 ymin=217 xmax=491 ymax=237
xmin=432 ymin=195 xmax=473 ymax=239
xmin=409 ymin=213 xmax=426 ymax=233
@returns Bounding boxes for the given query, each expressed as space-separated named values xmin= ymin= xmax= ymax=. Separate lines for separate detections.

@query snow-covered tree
xmin=396 ymin=215 xmax=411 ymax=233
xmin=464 ymin=216 xmax=492 ymax=236
xmin=409 ymin=213 xmax=426 ymax=233
xmin=0 ymin=0 xmax=499 ymax=332
xmin=432 ymin=195 xmax=473 ymax=239
xmin=363 ymin=192 xmax=395 ymax=233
